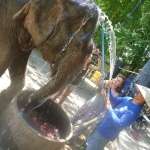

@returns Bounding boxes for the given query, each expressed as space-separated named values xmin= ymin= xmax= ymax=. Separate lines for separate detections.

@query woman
xmin=70 ymin=75 xmax=126 ymax=139
xmin=51 ymin=49 xmax=101 ymax=105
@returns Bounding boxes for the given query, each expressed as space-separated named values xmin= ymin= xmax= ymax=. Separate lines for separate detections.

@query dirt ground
xmin=0 ymin=49 xmax=150 ymax=150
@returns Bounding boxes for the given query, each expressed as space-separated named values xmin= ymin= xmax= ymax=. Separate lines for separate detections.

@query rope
xmin=119 ymin=67 xmax=138 ymax=74
xmin=119 ymin=67 xmax=150 ymax=75
xmin=121 ymin=0 xmax=143 ymax=28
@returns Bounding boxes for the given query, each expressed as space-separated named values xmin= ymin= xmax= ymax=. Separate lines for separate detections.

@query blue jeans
xmin=86 ymin=128 xmax=110 ymax=150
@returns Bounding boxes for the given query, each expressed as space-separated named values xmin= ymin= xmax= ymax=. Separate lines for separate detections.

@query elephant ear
xmin=13 ymin=0 xmax=63 ymax=46
xmin=13 ymin=1 xmax=33 ymax=20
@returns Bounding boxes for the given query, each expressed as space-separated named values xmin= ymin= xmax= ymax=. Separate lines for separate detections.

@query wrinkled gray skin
xmin=0 ymin=0 xmax=99 ymax=108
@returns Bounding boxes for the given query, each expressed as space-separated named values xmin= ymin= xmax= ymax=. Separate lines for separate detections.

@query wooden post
xmin=123 ymin=60 xmax=150 ymax=97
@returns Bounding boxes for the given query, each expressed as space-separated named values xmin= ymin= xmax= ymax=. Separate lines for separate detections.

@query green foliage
xmin=93 ymin=0 xmax=150 ymax=77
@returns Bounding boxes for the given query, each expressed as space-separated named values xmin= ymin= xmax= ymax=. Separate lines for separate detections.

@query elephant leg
xmin=0 ymin=51 xmax=12 ymax=77
xmin=0 ymin=50 xmax=31 ymax=112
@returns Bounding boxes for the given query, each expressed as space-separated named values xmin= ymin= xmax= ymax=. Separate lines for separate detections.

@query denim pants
xmin=86 ymin=128 xmax=110 ymax=150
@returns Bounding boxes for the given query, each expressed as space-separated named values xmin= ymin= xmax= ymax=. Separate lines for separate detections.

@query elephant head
xmin=3 ymin=0 xmax=100 ymax=102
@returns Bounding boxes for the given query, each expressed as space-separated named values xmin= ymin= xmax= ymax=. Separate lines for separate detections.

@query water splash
xmin=98 ymin=10 xmax=116 ymax=80
xmin=28 ymin=93 xmax=34 ymax=103
xmin=61 ymin=17 xmax=90 ymax=52
xmin=105 ymin=17 xmax=116 ymax=80
xmin=28 ymin=96 xmax=52 ymax=115
xmin=96 ymin=10 xmax=116 ymax=104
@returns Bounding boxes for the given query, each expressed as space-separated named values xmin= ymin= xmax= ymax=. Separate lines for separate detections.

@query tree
xmin=93 ymin=0 xmax=150 ymax=77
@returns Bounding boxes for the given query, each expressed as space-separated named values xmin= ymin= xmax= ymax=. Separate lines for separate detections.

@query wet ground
xmin=0 ymin=49 xmax=150 ymax=150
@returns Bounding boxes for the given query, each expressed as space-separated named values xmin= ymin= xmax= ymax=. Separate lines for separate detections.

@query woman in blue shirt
xmin=86 ymin=84 xmax=150 ymax=150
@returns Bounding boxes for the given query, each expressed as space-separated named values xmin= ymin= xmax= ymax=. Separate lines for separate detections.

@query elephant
xmin=0 ymin=0 xmax=100 ymax=110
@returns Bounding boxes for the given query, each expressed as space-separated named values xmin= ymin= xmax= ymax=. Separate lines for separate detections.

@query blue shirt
xmin=98 ymin=90 xmax=142 ymax=140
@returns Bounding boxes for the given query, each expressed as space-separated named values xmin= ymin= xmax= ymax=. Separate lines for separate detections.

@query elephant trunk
xmin=31 ymin=67 xmax=79 ymax=102
xmin=31 ymin=49 xmax=88 ymax=102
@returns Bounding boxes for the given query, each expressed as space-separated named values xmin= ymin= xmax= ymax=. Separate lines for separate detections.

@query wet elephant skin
xmin=0 ymin=0 xmax=99 ymax=110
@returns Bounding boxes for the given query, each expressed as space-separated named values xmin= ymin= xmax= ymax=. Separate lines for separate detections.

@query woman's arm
xmin=109 ymin=90 xmax=123 ymax=107
xmin=100 ymin=89 xmax=110 ymax=110
xmin=95 ymin=76 xmax=102 ymax=87
xmin=88 ymin=58 xmax=101 ymax=71
xmin=108 ymin=108 xmax=139 ymax=131
xmin=88 ymin=49 xmax=102 ymax=71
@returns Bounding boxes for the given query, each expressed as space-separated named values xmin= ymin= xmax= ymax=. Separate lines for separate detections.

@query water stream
xmin=100 ymin=11 xmax=116 ymax=80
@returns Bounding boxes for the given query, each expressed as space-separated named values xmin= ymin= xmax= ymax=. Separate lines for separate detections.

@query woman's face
xmin=112 ymin=77 xmax=124 ymax=88
xmin=134 ymin=90 xmax=145 ymax=104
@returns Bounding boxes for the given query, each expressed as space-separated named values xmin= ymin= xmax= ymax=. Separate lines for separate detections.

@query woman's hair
xmin=115 ymin=75 xmax=126 ymax=93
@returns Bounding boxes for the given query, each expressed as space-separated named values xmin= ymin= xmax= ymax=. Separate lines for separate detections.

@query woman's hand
xmin=106 ymin=102 xmax=112 ymax=109
xmin=104 ymin=80 xmax=113 ymax=88
xmin=101 ymin=89 xmax=112 ymax=111
xmin=100 ymin=89 xmax=106 ymax=96
xmin=93 ymin=49 xmax=100 ymax=55
xmin=98 ymin=58 xmax=102 ymax=61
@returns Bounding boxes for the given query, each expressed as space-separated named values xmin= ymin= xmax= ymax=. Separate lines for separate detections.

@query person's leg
xmin=86 ymin=128 xmax=109 ymax=150
xmin=71 ymin=102 xmax=91 ymax=125
xmin=51 ymin=89 xmax=64 ymax=101
xmin=58 ymin=87 xmax=72 ymax=105
xmin=86 ymin=128 xmax=98 ymax=146
xmin=58 ymin=84 xmax=77 ymax=105
xmin=72 ymin=106 xmax=99 ymax=137
xmin=73 ymin=124 xmax=90 ymax=138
